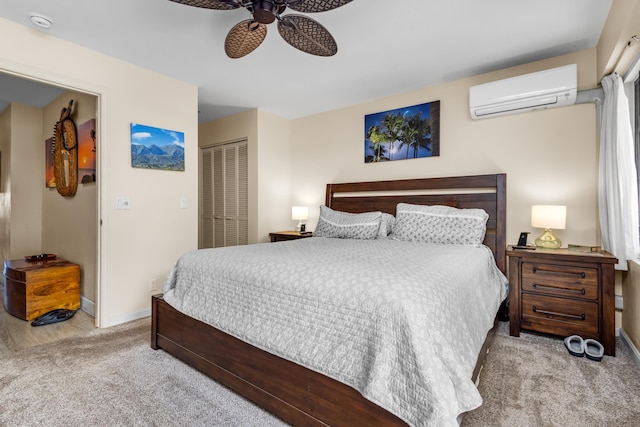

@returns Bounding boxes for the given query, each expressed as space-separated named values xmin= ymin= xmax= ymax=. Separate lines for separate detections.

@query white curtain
xmin=599 ymin=73 xmax=640 ymax=270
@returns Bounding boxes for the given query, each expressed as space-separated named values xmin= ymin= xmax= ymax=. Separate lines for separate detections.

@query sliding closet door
xmin=200 ymin=140 xmax=248 ymax=248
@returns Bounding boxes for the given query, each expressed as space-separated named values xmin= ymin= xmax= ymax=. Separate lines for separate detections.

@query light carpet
xmin=463 ymin=322 xmax=640 ymax=426
xmin=0 ymin=318 xmax=286 ymax=426
xmin=1 ymin=318 xmax=639 ymax=426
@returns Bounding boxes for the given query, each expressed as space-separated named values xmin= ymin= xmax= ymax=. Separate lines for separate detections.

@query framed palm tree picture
xmin=364 ymin=100 xmax=440 ymax=163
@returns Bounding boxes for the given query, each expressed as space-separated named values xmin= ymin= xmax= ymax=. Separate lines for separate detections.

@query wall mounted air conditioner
xmin=469 ymin=64 xmax=577 ymax=119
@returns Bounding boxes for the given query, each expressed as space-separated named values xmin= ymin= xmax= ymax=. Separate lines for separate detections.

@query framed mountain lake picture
xmin=130 ymin=123 xmax=185 ymax=171
xmin=364 ymin=100 xmax=440 ymax=163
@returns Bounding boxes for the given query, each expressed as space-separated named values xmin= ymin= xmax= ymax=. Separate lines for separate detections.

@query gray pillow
xmin=378 ymin=212 xmax=396 ymax=238
xmin=393 ymin=203 xmax=488 ymax=245
xmin=315 ymin=205 xmax=382 ymax=239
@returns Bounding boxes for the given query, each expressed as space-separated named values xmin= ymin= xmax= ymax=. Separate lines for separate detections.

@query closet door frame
xmin=199 ymin=139 xmax=248 ymax=249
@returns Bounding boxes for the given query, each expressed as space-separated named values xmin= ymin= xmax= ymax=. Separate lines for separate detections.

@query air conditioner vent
xmin=469 ymin=64 xmax=577 ymax=120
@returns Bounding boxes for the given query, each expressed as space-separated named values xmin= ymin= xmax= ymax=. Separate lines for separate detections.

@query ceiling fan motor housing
xmin=170 ymin=0 xmax=353 ymax=58
xmin=253 ymin=0 xmax=277 ymax=24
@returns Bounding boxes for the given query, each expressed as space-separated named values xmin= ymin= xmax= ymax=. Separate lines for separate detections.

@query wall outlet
xmin=116 ymin=197 xmax=131 ymax=210
xmin=148 ymin=278 xmax=158 ymax=292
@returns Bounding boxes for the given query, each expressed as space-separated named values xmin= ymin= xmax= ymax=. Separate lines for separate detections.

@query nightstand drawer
xmin=521 ymin=262 xmax=598 ymax=300
xmin=521 ymin=293 xmax=598 ymax=337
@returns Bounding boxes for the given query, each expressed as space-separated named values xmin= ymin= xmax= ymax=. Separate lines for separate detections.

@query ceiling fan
xmin=169 ymin=0 xmax=353 ymax=58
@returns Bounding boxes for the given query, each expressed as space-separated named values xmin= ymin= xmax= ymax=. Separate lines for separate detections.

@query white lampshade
xmin=291 ymin=206 xmax=309 ymax=221
xmin=531 ymin=205 xmax=567 ymax=230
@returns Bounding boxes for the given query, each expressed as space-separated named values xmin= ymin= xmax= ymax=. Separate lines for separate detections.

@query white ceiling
xmin=0 ymin=0 xmax=612 ymax=123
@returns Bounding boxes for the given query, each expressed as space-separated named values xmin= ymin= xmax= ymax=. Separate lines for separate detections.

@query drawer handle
xmin=532 ymin=306 xmax=585 ymax=320
xmin=532 ymin=267 xmax=586 ymax=278
xmin=532 ymin=283 xmax=586 ymax=295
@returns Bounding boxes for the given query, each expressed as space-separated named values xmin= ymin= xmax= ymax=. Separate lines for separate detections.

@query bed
xmin=151 ymin=173 xmax=507 ymax=426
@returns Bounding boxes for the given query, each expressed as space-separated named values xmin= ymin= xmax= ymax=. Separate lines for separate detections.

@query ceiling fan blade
xmin=285 ymin=0 xmax=353 ymax=13
xmin=277 ymin=15 xmax=337 ymax=56
xmin=169 ymin=0 xmax=240 ymax=10
xmin=225 ymin=20 xmax=268 ymax=58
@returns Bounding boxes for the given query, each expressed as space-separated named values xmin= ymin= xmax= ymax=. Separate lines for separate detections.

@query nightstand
xmin=507 ymin=246 xmax=618 ymax=356
xmin=269 ymin=231 xmax=313 ymax=242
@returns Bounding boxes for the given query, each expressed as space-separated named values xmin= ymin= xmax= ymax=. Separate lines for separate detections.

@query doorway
xmin=0 ymin=71 xmax=100 ymax=328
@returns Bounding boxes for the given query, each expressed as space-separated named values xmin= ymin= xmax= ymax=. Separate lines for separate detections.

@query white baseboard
xmin=80 ymin=296 xmax=95 ymax=316
xmin=79 ymin=297 xmax=149 ymax=327
xmin=620 ymin=328 xmax=640 ymax=370
xmin=104 ymin=308 xmax=151 ymax=327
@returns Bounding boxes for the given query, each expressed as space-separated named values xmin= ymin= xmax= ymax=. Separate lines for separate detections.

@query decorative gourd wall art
xmin=52 ymin=99 xmax=78 ymax=197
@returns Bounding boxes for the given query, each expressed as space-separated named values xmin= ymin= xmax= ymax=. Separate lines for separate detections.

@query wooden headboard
xmin=325 ymin=174 xmax=507 ymax=274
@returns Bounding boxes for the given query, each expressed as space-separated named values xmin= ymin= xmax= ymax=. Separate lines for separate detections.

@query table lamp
xmin=291 ymin=206 xmax=308 ymax=232
xmin=531 ymin=205 xmax=566 ymax=249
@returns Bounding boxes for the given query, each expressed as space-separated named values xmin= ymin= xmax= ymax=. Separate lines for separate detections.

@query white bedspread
xmin=163 ymin=237 xmax=508 ymax=426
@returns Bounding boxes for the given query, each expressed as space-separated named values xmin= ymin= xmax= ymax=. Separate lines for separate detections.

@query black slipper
xmin=31 ymin=309 xmax=77 ymax=327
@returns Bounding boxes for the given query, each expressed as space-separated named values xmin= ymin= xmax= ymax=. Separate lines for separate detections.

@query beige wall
xmin=623 ymin=262 xmax=640 ymax=353
xmin=0 ymin=104 xmax=44 ymax=261
xmin=10 ymin=104 xmax=43 ymax=258
xmin=290 ymin=49 xmax=599 ymax=249
xmin=0 ymin=17 xmax=199 ymax=327
xmin=256 ymin=110 xmax=292 ymax=237
xmin=42 ymin=91 xmax=98 ymax=303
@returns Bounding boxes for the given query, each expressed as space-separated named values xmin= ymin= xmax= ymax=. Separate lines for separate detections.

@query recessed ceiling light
xmin=29 ymin=13 xmax=53 ymax=29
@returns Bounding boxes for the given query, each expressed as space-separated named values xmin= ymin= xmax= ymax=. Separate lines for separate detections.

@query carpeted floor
xmin=463 ymin=323 xmax=640 ymax=426
xmin=1 ymin=318 xmax=639 ymax=426
xmin=0 ymin=318 xmax=286 ymax=426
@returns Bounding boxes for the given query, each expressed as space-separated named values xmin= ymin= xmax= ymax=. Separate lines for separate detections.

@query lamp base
xmin=535 ymin=228 xmax=562 ymax=249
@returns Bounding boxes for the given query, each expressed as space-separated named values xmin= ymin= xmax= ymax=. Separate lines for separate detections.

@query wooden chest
xmin=3 ymin=257 xmax=80 ymax=321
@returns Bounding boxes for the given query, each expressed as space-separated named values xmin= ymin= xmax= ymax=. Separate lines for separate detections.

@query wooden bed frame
xmin=151 ymin=173 xmax=507 ymax=426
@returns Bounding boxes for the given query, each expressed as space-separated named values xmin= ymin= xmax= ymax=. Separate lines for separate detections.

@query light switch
xmin=180 ymin=196 xmax=188 ymax=209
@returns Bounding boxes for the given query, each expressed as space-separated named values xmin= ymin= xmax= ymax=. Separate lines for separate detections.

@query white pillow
xmin=393 ymin=203 xmax=488 ymax=245
xmin=314 ymin=205 xmax=382 ymax=240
